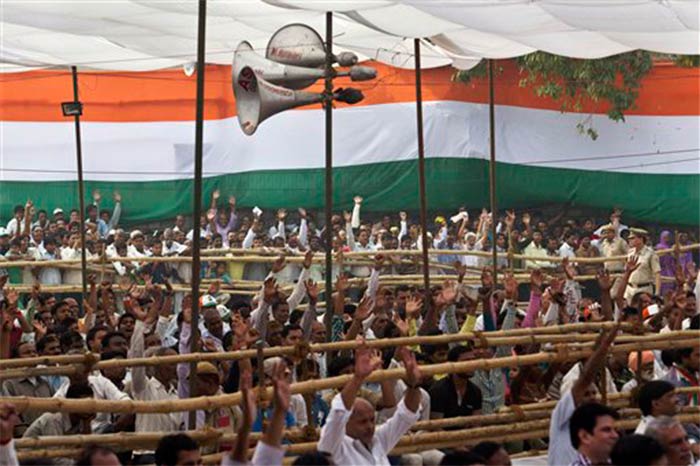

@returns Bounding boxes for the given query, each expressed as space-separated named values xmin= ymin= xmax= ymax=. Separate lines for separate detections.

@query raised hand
xmin=271 ymin=255 xmax=287 ymax=274
xmin=298 ymin=207 xmax=307 ymax=219
xmin=113 ymin=191 xmax=122 ymax=203
xmin=32 ymin=320 xmax=47 ymax=340
xmin=353 ymin=196 xmax=363 ymax=205
xmin=239 ymin=368 xmax=256 ymax=428
xmin=562 ymin=257 xmax=577 ymax=280
xmin=212 ymin=189 xmax=221 ymax=201
xmin=405 ymin=296 xmax=423 ymax=318
xmin=304 ymin=279 xmax=319 ymax=304
xmin=302 ymin=250 xmax=313 ymax=269
xmin=396 ymin=346 xmax=422 ymax=387
xmin=374 ymin=254 xmax=385 ymax=271
xmin=92 ymin=190 xmax=101 ymax=203
xmin=335 ymin=273 xmax=349 ymax=294
xmin=399 ymin=211 xmax=407 ymax=221
xmin=596 ymin=269 xmax=612 ymax=291
xmin=439 ymin=280 xmax=458 ymax=306
xmin=454 ymin=261 xmax=467 ymax=281
xmin=625 ymin=255 xmax=641 ymax=274
xmin=530 ymin=269 xmax=544 ymax=292
xmin=263 ymin=277 xmax=278 ymax=305
xmin=0 ymin=403 xmax=21 ymax=443
xmin=392 ymin=312 xmax=409 ymax=336
xmin=271 ymin=361 xmax=291 ymax=413
xmin=505 ymin=210 xmax=516 ymax=227
xmin=277 ymin=208 xmax=287 ymax=221
xmin=354 ymin=295 xmax=375 ymax=322
xmin=522 ymin=212 xmax=531 ymax=226
xmin=504 ymin=272 xmax=518 ymax=300
xmin=354 ymin=339 xmax=382 ymax=379
xmin=228 ymin=195 xmax=236 ymax=206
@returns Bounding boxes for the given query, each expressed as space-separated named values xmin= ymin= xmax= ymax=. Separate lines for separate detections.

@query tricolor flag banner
xmin=1 ymin=61 xmax=697 ymax=225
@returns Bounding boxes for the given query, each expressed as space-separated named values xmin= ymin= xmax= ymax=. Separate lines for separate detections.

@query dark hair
xmin=661 ymin=349 xmax=676 ymax=368
xmin=439 ymin=451 xmax=486 ymax=466
xmin=74 ymin=445 xmax=117 ymax=466
xmin=690 ymin=314 xmax=700 ymax=330
xmin=101 ymin=331 xmax=127 ymax=349
xmin=50 ymin=300 xmax=69 ymax=316
xmin=327 ymin=355 xmax=354 ymax=378
xmin=419 ymin=327 xmax=446 ymax=356
xmin=118 ymin=313 xmax=135 ymax=326
xmin=282 ymin=323 xmax=303 ymax=339
xmin=11 ymin=341 xmax=33 ymax=359
xmin=288 ymin=309 xmax=304 ymax=326
xmin=292 ymin=451 xmax=334 ymax=465
xmin=610 ymin=434 xmax=666 ymax=466
xmin=13 ymin=205 xmax=24 ymax=215
xmin=155 ymin=433 xmax=199 ymax=466
xmin=66 ymin=382 xmax=94 ymax=399
xmin=447 ymin=344 xmax=474 ymax=363
xmin=569 ymin=402 xmax=620 ymax=449
xmin=637 ymin=381 xmax=675 ymax=416
xmin=36 ymin=334 xmax=60 ymax=354
xmin=622 ymin=306 xmax=639 ymax=319
xmin=60 ymin=331 xmax=85 ymax=352
xmin=677 ymin=346 xmax=696 ymax=363
xmin=471 ymin=441 xmax=504 ymax=462
xmin=100 ymin=349 xmax=127 ymax=360
xmin=86 ymin=325 xmax=109 ymax=344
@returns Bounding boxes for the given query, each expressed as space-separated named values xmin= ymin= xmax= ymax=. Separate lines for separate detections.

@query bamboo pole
xmin=0 ymin=321 xmax=648 ymax=371
xmin=13 ymin=405 xmax=700 ymax=461
xmin=3 ymin=340 xmax=697 ymax=415
xmin=3 ymin=244 xmax=697 ymax=269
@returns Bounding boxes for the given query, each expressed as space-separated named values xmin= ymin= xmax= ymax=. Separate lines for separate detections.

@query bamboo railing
xmin=0 ymin=321 xmax=645 ymax=372
xmin=3 ymin=243 xmax=697 ymax=269
xmin=2 ymin=337 xmax=698 ymax=415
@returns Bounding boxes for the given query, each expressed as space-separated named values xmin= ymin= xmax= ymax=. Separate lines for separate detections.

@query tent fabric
xmin=1 ymin=1 xmax=698 ymax=72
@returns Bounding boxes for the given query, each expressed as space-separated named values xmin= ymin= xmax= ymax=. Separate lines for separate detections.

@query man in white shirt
xmin=318 ymin=344 xmax=422 ymax=466
xmin=548 ymin=324 xmax=619 ymax=466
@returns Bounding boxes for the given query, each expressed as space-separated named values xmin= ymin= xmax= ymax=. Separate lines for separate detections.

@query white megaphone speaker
xmin=235 ymin=42 xmax=378 ymax=91
xmin=233 ymin=66 xmax=323 ymax=135
xmin=234 ymin=41 xmax=325 ymax=91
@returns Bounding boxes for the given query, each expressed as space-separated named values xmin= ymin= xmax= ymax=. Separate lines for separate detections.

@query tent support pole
xmin=414 ymin=39 xmax=431 ymax=300
xmin=488 ymin=59 xmax=498 ymax=287
xmin=323 ymin=11 xmax=335 ymax=352
xmin=188 ymin=0 xmax=207 ymax=430
xmin=70 ymin=66 xmax=88 ymax=303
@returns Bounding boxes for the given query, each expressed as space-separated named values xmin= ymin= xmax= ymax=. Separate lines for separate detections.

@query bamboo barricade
xmin=2 ymin=330 xmax=698 ymax=383
xmin=0 ymin=321 xmax=641 ymax=371
xmin=3 ymin=339 xmax=698 ymax=415
xmin=5 ymin=272 xmax=670 ymax=294
xmin=3 ymin=243 xmax=697 ymax=269
xmin=12 ymin=403 xmax=700 ymax=461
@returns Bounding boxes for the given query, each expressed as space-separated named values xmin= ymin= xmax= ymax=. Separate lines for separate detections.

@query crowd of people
xmin=0 ymin=189 xmax=698 ymax=466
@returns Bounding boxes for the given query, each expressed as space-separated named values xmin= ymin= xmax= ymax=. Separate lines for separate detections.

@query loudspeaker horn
xmin=266 ymin=24 xmax=361 ymax=68
xmin=233 ymin=66 xmax=324 ymax=135
xmin=234 ymin=41 xmax=326 ymax=91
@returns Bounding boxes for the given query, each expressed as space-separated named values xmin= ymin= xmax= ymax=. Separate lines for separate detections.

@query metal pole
xmin=488 ymin=59 xmax=498 ymax=287
xmin=70 ymin=66 xmax=88 ymax=302
xmin=187 ymin=0 xmax=207 ymax=429
xmin=323 ymin=11 xmax=334 ymax=344
xmin=414 ymin=39 xmax=431 ymax=297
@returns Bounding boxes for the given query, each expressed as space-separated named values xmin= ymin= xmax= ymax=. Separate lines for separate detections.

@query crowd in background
xmin=0 ymin=189 xmax=698 ymax=466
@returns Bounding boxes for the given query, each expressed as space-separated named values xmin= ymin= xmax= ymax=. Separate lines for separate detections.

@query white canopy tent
xmin=1 ymin=0 xmax=698 ymax=72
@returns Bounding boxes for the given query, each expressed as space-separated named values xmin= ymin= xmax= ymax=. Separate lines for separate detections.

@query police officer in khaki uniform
xmin=599 ymin=223 xmax=628 ymax=272
xmin=624 ymin=228 xmax=661 ymax=303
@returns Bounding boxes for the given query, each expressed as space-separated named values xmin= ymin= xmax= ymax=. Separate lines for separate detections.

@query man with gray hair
xmin=645 ymin=416 xmax=693 ymax=466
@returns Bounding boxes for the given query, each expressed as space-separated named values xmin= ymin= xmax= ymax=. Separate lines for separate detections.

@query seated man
xmin=317 ymin=344 xmax=422 ymax=466
xmin=636 ymin=381 xmax=679 ymax=434
xmin=429 ymin=345 xmax=482 ymax=423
